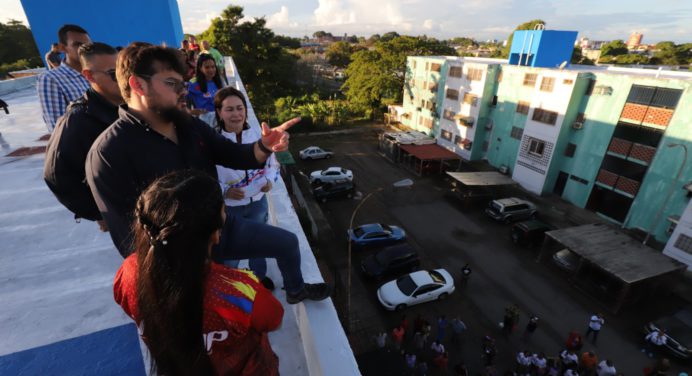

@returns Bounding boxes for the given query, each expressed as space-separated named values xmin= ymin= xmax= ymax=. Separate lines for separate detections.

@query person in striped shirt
xmin=37 ymin=24 xmax=91 ymax=132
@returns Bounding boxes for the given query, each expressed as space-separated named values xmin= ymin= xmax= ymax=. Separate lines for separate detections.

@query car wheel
xmin=314 ymin=179 xmax=321 ymax=184
xmin=346 ymin=192 xmax=353 ymax=199
xmin=437 ymin=293 xmax=448 ymax=301
xmin=326 ymin=154 xmax=331 ymax=159
xmin=395 ymin=304 xmax=407 ymax=311
xmin=504 ymin=216 xmax=513 ymax=224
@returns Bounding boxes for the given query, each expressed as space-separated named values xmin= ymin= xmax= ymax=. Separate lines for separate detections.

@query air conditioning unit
xmin=499 ymin=165 xmax=509 ymax=175
xmin=572 ymin=121 xmax=583 ymax=130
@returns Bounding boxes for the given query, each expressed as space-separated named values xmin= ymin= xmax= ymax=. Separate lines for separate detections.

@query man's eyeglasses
xmin=92 ymin=69 xmax=117 ymax=82
xmin=137 ymin=74 xmax=187 ymax=93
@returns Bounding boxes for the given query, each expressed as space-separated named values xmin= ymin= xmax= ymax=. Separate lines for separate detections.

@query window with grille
xmin=516 ymin=101 xmax=530 ymax=115
xmin=431 ymin=63 xmax=442 ymax=72
xmin=412 ymin=60 xmax=417 ymax=69
xmin=540 ymin=77 xmax=555 ymax=92
xmin=446 ymin=88 xmax=459 ymax=100
xmin=422 ymin=117 xmax=433 ymax=129
xmin=448 ymin=66 xmax=463 ymax=78
xmin=532 ymin=108 xmax=558 ymax=125
xmin=443 ymin=109 xmax=456 ymax=121
xmin=523 ymin=73 xmax=537 ymax=86
xmin=528 ymin=138 xmax=546 ymax=157
xmin=463 ymin=92 xmax=478 ymax=106
xmin=510 ymin=126 xmax=523 ymax=140
xmin=467 ymin=68 xmax=483 ymax=81
xmin=674 ymin=234 xmax=692 ymax=255
xmin=565 ymin=143 xmax=577 ymax=157
xmin=563 ymin=79 xmax=574 ymax=85
xmin=441 ymin=129 xmax=453 ymax=141
xmin=628 ymin=85 xmax=682 ymax=109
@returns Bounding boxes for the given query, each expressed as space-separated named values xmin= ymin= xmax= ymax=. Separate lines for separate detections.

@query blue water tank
xmin=508 ymin=29 xmax=578 ymax=68
xmin=20 ymin=0 xmax=184 ymax=55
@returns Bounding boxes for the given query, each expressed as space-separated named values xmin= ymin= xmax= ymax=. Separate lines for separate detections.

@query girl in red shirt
xmin=113 ymin=170 xmax=283 ymax=375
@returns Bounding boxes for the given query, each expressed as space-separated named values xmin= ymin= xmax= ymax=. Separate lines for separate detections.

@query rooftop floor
xmin=0 ymin=78 xmax=358 ymax=374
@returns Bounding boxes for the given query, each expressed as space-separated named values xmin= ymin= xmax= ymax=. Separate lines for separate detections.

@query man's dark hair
xmin=58 ymin=24 xmax=88 ymax=45
xmin=116 ymin=43 xmax=186 ymax=101
xmin=78 ymin=42 xmax=117 ymax=66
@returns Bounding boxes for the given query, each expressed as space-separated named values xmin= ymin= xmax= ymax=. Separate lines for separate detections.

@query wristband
xmin=257 ymin=140 xmax=273 ymax=155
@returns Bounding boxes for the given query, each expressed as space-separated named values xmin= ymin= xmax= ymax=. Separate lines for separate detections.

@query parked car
xmin=485 ymin=197 xmax=537 ymax=223
xmin=361 ymin=244 xmax=420 ymax=279
xmin=377 ymin=268 xmax=455 ymax=311
xmin=552 ymin=248 xmax=579 ymax=272
xmin=312 ymin=180 xmax=355 ymax=203
xmin=299 ymin=146 xmax=333 ymax=160
xmin=511 ymin=220 xmax=554 ymax=247
xmin=644 ymin=306 xmax=692 ymax=360
xmin=309 ymin=167 xmax=353 ymax=184
xmin=347 ymin=223 xmax=406 ymax=248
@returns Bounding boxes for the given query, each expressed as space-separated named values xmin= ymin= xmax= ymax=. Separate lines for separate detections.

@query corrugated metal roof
xmin=399 ymin=144 xmax=460 ymax=160
xmin=446 ymin=171 xmax=517 ymax=186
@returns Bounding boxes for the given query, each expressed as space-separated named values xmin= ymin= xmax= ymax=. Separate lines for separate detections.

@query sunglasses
xmin=92 ymin=69 xmax=117 ymax=81
xmin=138 ymin=74 xmax=187 ymax=93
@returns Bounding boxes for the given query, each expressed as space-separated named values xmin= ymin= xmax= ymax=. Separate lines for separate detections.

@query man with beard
xmin=86 ymin=43 xmax=331 ymax=303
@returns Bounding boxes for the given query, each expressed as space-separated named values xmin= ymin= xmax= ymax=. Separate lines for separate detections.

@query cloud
xmin=422 ymin=19 xmax=434 ymax=30
xmin=266 ymin=6 xmax=299 ymax=29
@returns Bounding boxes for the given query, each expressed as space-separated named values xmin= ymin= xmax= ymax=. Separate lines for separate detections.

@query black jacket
xmin=86 ymin=105 xmax=262 ymax=257
xmin=44 ymin=88 xmax=119 ymax=221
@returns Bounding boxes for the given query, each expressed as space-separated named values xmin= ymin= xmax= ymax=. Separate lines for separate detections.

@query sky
xmin=2 ymin=0 xmax=690 ymax=44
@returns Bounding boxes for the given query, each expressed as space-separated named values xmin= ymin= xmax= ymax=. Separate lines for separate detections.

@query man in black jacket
xmin=44 ymin=42 xmax=122 ymax=227
xmin=86 ymin=43 xmax=330 ymax=303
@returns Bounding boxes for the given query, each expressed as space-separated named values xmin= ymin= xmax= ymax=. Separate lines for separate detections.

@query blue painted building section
xmin=0 ymin=324 xmax=145 ymax=376
xmin=509 ymin=30 xmax=577 ymax=68
xmin=20 ymin=0 xmax=184 ymax=55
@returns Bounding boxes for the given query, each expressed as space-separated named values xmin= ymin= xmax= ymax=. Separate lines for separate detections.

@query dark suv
xmin=312 ymin=180 xmax=355 ymax=203
xmin=510 ymin=220 xmax=554 ymax=247
xmin=361 ymin=243 xmax=420 ymax=279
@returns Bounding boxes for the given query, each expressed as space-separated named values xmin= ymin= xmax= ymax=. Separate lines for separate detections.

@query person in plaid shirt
xmin=37 ymin=24 xmax=91 ymax=132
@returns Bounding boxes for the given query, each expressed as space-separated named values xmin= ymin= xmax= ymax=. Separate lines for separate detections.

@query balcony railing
xmin=596 ymin=168 xmax=641 ymax=196
xmin=607 ymin=137 xmax=657 ymax=165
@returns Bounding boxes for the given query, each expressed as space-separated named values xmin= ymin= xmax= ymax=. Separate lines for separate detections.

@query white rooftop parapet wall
xmin=225 ymin=56 xmax=361 ymax=376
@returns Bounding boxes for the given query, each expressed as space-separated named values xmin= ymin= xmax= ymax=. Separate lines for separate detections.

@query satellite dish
xmin=558 ymin=61 xmax=568 ymax=70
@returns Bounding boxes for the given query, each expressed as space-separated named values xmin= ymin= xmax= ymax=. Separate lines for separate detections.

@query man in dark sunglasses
xmin=44 ymin=42 xmax=123 ymax=230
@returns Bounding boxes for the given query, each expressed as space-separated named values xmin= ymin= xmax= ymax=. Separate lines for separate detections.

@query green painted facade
xmin=402 ymin=57 xmax=692 ymax=244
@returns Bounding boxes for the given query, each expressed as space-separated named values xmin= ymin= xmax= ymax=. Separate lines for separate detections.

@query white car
xmin=300 ymin=146 xmax=334 ymax=160
xmin=377 ymin=268 xmax=455 ymax=311
xmin=309 ymin=167 xmax=353 ymax=184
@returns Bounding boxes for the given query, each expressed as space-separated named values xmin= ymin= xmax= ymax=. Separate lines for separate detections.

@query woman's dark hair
xmin=213 ymin=86 xmax=248 ymax=133
xmin=195 ymin=53 xmax=223 ymax=94
xmin=133 ymin=170 xmax=224 ymax=375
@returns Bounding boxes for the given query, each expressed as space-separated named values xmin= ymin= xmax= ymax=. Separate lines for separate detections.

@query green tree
xmin=571 ymin=46 xmax=594 ymax=65
xmin=200 ymin=6 xmax=298 ymax=119
xmin=502 ymin=19 xmax=546 ymax=58
xmin=343 ymin=36 xmax=455 ymax=117
xmin=600 ymin=40 xmax=628 ymax=57
xmin=0 ymin=20 xmax=41 ymax=66
xmin=313 ymin=30 xmax=332 ymax=39
xmin=380 ymin=31 xmax=400 ymax=42
xmin=325 ymin=41 xmax=352 ymax=68
xmin=274 ymin=35 xmax=301 ymax=49
xmin=449 ymin=37 xmax=477 ymax=48
xmin=614 ymin=53 xmax=650 ymax=65
xmin=649 ymin=41 xmax=690 ymax=65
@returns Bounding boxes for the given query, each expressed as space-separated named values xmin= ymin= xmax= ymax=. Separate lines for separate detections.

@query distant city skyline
xmin=1 ymin=0 xmax=690 ymax=44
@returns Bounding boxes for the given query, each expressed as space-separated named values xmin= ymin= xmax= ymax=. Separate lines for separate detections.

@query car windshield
xmin=396 ymin=275 xmax=418 ymax=296
xmin=353 ymin=228 xmax=365 ymax=237
xmin=381 ymin=224 xmax=393 ymax=233
xmin=490 ymin=202 xmax=502 ymax=212
xmin=429 ymin=270 xmax=445 ymax=284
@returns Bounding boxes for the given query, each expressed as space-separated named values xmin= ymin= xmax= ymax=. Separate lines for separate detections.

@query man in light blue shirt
xmin=37 ymin=24 xmax=91 ymax=132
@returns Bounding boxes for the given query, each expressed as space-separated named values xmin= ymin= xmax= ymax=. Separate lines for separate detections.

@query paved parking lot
xmin=289 ymin=125 xmax=690 ymax=375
